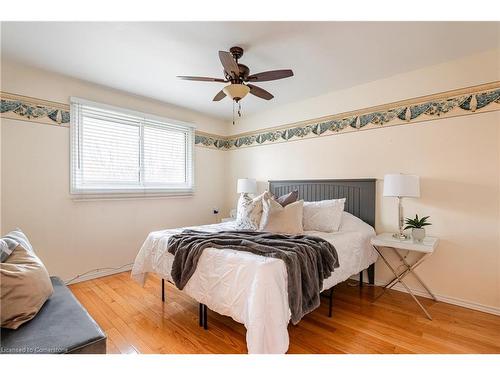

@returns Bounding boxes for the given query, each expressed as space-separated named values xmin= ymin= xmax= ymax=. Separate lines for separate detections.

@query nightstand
xmin=371 ymin=233 xmax=439 ymax=320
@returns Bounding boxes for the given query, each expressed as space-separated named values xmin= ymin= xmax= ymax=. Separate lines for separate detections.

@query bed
xmin=131 ymin=179 xmax=377 ymax=354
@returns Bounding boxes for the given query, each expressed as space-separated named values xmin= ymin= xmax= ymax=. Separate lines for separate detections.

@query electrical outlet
xmin=212 ymin=208 xmax=219 ymax=215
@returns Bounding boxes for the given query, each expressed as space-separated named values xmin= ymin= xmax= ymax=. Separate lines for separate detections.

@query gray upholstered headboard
xmin=268 ymin=179 xmax=376 ymax=228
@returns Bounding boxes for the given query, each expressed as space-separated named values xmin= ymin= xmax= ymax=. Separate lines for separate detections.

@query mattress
xmin=131 ymin=215 xmax=377 ymax=354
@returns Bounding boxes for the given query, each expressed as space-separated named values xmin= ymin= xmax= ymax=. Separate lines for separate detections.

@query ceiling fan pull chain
xmin=232 ymin=100 xmax=235 ymax=125
xmin=238 ymin=101 xmax=242 ymax=118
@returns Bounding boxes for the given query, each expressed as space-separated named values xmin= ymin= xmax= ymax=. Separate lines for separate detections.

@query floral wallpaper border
xmin=2 ymin=82 xmax=499 ymax=150
xmin=1 ymin=92 xmax=71 ymax=126
xmin=211 ymin=83 xmax=500 ymax=150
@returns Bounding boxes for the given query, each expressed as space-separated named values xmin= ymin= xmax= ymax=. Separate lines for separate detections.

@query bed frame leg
xmin=359 ymin=271 xmax=364 ymax=287
xmin=368 ymin=264 xmax=375 ymax=285
xmin=198 ymin=303 xmax=208 ymax=330
xmin=161 ymin=278 xmax=165 ymax=302
xmin=328 ymin=288 xmax=334 ymax=318
xmin=203 ymin=304 xmax=208 ymax=330
xmin=161 ymin=279 xmax=207 ymax=329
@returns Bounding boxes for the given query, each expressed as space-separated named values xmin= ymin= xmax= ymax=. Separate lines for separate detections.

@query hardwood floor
xmin=69 ymin=271 xmax=500 ymax=354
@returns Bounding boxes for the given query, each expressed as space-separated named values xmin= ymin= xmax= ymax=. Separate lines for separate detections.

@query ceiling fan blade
xmin=247 ymin=84 xmax=274 ymax=100
xmin=177 ymin=76 xmax=226 ymax=82
xmin=213 ymin=90 xmax=226 ymax=101
xmin=246 ymin=69 xmax=294 ymax=82
xmin=218 ymin=51 xmax=240 ymax=78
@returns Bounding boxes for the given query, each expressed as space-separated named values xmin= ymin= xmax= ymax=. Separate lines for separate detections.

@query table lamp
xmin=383 ymin=174 xmax=420 ymax=239
xmin=237 ymin=178 xmax=257 ymax=197
xmin=237 ymin=178 xmax=257 ymax=207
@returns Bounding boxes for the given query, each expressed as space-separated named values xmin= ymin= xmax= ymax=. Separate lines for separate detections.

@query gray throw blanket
xmin=167 ymin=230 xmax=339 ymax=325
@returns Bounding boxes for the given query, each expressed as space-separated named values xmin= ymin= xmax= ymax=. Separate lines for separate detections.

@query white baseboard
xmin=376 ymin=280 xmax=500 ymax=316
xmin=65 ymin=264 xmax=133 ymax=285
xmin=351 ymin=274 xmax=500 ymax=316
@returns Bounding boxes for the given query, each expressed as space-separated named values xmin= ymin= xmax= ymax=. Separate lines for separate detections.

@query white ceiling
xmin=1 ymin=22 xmax=498 ymax=121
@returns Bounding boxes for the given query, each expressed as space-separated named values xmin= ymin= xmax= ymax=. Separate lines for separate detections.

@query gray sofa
xmin=1 ymin=277 xmax=106 ymax=354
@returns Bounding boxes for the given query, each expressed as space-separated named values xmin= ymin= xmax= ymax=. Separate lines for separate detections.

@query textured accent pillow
xmin=260 ymin=197 xmax=304 ymax=234
xmin=1 ymin=229 xmax=53 ymax=329
xmin=273 ymin=190 xmax=299 ymax=207
xmin=303 ymin=198 xmax=346 ymax=232
xmin=235 ymin=191 xmax=269 ymax=230
xmin=1 ymin=237 xmax=18 ymax=262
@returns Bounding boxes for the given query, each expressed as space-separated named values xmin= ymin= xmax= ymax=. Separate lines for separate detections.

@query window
xmin=70 ymin=98 xmax=194 ymax=196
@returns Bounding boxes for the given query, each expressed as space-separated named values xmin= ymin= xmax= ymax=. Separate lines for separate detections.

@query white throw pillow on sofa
xmin=302 ymin=198 xmax=346 ymax=232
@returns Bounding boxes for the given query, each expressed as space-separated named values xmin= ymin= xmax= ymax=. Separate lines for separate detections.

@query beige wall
xmin=225 ymin=50 xmax=500 ymax=311
xmin=1 ymin=60 xmax=229 ymax=281
xmin=2 ymin=50 xmax=499 ymax=313
xmin=226 ymin=113 xmax=500 ymax=310
xmin=0 ymin=102 xmax=2 ymax=235
xmin=1 ymin=60 xmax=229 ymax=135
xmin=228 ymin=49 xmax=499 ymax=135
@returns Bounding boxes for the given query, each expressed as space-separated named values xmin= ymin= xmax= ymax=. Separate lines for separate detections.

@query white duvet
xmin=131 ymin=212 xmax=377 ymax=354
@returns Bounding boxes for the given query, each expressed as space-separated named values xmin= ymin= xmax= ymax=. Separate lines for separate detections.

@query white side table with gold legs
xmin=370 ymin=233 xmax=439 ymax=320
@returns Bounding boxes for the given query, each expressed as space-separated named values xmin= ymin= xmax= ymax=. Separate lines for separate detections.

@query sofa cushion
xmin=1 ymin=229 xmax=53 ymax=329
xmin=0 ymin=277 xmax=106 ymax=354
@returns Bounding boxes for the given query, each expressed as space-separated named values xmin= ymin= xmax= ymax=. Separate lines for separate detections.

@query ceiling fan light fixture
xmin=223 ymin=83 xmax=250 ymax=101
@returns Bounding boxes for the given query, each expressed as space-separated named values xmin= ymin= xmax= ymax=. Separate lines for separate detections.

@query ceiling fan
xmin=177 ymin=46 xmax=293 ymax=122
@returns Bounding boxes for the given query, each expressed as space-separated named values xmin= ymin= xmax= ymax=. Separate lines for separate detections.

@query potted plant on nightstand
xmin=404 ymin=214 xmax=432 ymax=243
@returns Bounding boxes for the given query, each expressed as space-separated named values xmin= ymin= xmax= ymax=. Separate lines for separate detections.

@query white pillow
xmin=259 ymin=198 xmax=304 ymax=234
xmin=235 ymin=191 xmax=269 ymax=230
xmin=302 ymin=198 xmax=346 ymax=232
xmin=339 ymin=211 xmax=371 ymax=232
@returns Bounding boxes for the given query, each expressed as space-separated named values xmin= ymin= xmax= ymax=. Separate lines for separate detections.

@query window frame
xmin=70 ymin=97 xmax=195 ymax=198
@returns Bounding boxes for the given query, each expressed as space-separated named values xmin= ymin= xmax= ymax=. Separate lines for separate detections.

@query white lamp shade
xmin=237 ymin=178 xmax=257 ymax=194
xmin=383 ymin=174 xmax=420 ymax=197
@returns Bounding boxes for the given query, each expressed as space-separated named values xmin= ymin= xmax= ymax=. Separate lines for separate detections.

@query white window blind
xmin=70 ymin=98 xmax=194 ymax=196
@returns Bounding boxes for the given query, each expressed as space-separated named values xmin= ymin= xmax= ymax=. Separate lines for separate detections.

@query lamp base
xmin=392 ymin=232 xmax=410 ymax=240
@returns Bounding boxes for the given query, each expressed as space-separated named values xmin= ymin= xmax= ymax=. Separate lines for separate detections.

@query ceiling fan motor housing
xmin=229 ymin=46 xmax=244 ymax=60
xmin=226 ymin=47 xmax=249 ymax=82
xmin=224 ymin=64 xmax=249 ymax=83
xmin=238 ymin=64 xmax=250 ymax=79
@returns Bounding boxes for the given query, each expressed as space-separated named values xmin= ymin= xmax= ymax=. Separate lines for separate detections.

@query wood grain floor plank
xmin=106 ymin=327 xmax=139 ymax=354
xmin=70 ymin=271 xmax=500 ymax=354
xmin=105 ymin=337 xmax=120 ymax=354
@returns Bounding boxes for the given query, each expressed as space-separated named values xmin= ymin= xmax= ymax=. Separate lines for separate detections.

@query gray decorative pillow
xmin=273 ymin=190 xmax=299 ymax=207
xmin=1 ymin=228 xmax=30 ymax=262
xmin=235 ymin=191 xmax=269 ymax=230
xmin=1 ymin=238 xmax=18 ymax=262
